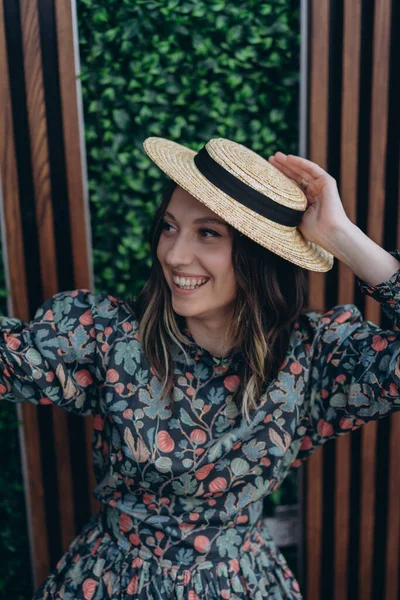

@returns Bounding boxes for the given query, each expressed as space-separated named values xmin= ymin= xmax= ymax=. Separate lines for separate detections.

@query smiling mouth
xmin=173 ymin=279 xmax=210 ymax=291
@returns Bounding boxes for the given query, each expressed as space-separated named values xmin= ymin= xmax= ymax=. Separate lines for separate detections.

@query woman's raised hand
xmin=268 ymin=152 xmax=351 ymax=248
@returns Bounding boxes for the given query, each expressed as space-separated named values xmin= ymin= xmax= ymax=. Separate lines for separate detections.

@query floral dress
xmin=2 ymin=250 xmax=400 ymax=600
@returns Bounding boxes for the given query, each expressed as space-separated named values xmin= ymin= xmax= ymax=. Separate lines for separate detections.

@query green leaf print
xmin=12 ymin=380 xmax=38 ymax=401
xmin=114 ymin=340 xmax=141 ymax=375
xmin=110 ymin=400 xmax=128 ymax=412
xmin=136 ymin=367 xmax=149 ymax=385
xmin=216 ymin=528 xmax=242 ymax=558
xmin=53 ymin=295 xmax=73 ymax=322
xmin=208 ymin=387 xmax=225 ymax=405
xmin=139 ymin=388 xmax=171 ymax=419
xmin=35 ymin=330 xmax=62 ymax=360
xmin=176 ymin=548 xmax=194 ymax=566
xmin=171 ymin=473 xmax=198 ymax=496
xmin=215 ymin=414 xmax=230 ymax=433
xmin=58 ymin=317 xmax=79 ymax=334
xmin=209 ymin=431 xmax=237 ymax=461
xmin=180 ymin=408 xmax=197 ymax=427
xmin=193 ymin=363 xmax=209 ymax=380
xmin=242 ymin=440 xmax=267 ymax=461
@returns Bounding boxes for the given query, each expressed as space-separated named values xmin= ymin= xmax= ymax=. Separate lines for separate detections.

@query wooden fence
xmin=302 ymin=1 xmax=399 ymax=599
xmin=0 ymin=0 xmax=95 ymax=589
xmin=0 ymin=0 xmax=398 ymax=597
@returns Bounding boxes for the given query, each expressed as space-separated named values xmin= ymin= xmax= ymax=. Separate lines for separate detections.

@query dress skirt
xmin=33 ymin=505 xmax=302 ymax=600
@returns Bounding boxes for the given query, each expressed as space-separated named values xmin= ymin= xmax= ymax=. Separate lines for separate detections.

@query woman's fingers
xmin=274 ymin=152 xmax=326 ymax=180
xmin=268 ymin=155 xmax=299 ymax=182
xmin=268 ymin=154 xmax=319 ymax=198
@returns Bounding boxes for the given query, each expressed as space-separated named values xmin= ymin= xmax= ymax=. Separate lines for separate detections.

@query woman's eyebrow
xmin=164 ymin=211 xmax=228 ymax=227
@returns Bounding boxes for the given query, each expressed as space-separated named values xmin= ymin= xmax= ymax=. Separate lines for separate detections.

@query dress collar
xmin=179 ymin=326 xmax=243 ymax=367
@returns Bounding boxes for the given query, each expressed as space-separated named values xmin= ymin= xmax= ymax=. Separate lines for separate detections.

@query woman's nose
xmin=165 ymin=235 xmax=194 ymax=264
xmin=165 ymin=236 xmax=198 ymax=268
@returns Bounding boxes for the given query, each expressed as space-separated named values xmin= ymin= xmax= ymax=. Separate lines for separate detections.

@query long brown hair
xmin=132 ymin=179 xmax=308 ymax=422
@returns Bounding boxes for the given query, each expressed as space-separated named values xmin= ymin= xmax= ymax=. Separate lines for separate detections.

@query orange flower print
xmin=334 ymin=310 xmax=352 ymax=324
xmin=190 ymin=429 xmax=207 ymax=444
xmin=290 ymin=362 xmax=302 ymax=375
xmin=75 ymin=370 xmax=93 ymax=387
xmin=119 ymin=513 xmax=133 ymax=532
xmin=194 ymin=535 xmax=210 ymax=553
xmin=371 ymin=334 xmax=388 ymax=351
xmin=157 ymin=430 xmax=175 ymax=452
xmin=318 ymin=419 xmax=334 ymax=437
xmin=106 ymin=368 xmax=119 ymax=382
xmin=209 ymin=477 xmax=228 ymax=493
xmin=195 ymin=463 xmax=214 ymax=480
xmin=127 ymin=575 xmax=138 ymax=594
xmin=79 ymin=310 xmax=94 ymax=325
xmin=223 ymin=375 xmax=240 ymax=392
xmin=5 ymin=335 xmax=21 ymax=350
xmin=82 ymin=578 xmax=97 ymax=600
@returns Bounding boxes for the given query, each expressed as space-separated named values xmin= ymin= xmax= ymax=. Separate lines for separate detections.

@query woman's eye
xmin=199 ymin=228 xmax=220 ymax=238
xmin=162 ymin=221 xmax=174 ymax=232
xmin=161 ymin=222 xmax=220 ymax=238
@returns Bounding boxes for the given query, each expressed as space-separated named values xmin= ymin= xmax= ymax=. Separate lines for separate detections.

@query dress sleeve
xmin=0 ymin=289 xmax=119 ymax=415
xmin=296 ymin=249 xmax=400 ymax=462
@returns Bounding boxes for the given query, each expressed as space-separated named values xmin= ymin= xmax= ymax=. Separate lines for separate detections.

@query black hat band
xmin=193 ymin=146 xmax=305 ymax=227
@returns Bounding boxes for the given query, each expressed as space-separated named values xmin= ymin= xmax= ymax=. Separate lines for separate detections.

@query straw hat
xmin=143 ymin=137 xmax=334 ymax=272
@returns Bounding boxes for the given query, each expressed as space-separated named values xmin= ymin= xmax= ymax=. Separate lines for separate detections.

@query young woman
xmin=1 ymin=137 xmax=399 ymax=599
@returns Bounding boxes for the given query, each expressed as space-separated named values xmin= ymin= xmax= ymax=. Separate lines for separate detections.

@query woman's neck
xmin=185 ymin=316 xmax=236 ymax=357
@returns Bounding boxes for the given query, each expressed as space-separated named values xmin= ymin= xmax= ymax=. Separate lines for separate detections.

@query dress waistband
xmin=100 ymin=501 xmax=273 ymax=570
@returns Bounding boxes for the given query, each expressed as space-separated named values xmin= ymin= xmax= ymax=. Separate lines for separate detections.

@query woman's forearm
xmin=321 ymin=220 xmax=400 ymax=286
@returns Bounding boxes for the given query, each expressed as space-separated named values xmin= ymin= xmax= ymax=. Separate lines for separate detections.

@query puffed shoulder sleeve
xmin=296 ymin=250 xmax=400 ymax=461
xmin=0 ymin=289 xmax=120 ymax=415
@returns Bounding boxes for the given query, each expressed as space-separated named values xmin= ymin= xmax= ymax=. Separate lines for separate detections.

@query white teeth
xmin=173 ymin=275 xmax=209 ymax=289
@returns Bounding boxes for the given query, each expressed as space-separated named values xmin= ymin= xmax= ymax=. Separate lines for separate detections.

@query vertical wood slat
xmin=19 ymin=0 xmax=58 ymax=298
xmin=0 ymin=0 xmax=50 ymax=587
xmin=385 ymin=416 xmax=400 ymax=600
xmin=19 ymin=0 xmax=76 ymax=554
xmin=54 ymin=0 xmax=99 ymax=515
xmin=306 ymin=0 xmax=330 ymax=598
xmin=54 ymin=0 xmax=93 ymax=291
xmin=359 ymin=1 xmax=392 ymax=599
xmin=333 ymin=2 xmax=362 ymax=599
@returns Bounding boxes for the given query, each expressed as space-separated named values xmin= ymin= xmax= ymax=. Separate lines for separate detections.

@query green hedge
xmin=0 ymin=0 xmax=300 ymax=595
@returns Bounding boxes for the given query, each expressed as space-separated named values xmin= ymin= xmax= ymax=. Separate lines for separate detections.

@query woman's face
xmin=157 ymin=186 xmax=238 ymax=321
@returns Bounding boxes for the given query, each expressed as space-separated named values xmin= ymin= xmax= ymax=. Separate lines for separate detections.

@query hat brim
xmin=143 ymin=137 xmax=334 ymax=273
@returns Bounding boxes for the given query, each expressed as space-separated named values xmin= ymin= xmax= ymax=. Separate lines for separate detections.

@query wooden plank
xmin=333 ymin=2 xmax=362 ymax=598
xmin=359 ymin=1 xmax=392 ymax=598
xmin=54 ymin=0 xmax=97 ymax=513
xmin=0 ymin=0 xmax=50 ymax=588
xmin=19 ymin=0 xmax=58 ymax=300
xmin=54 ymin=0 xmax=92 ymax=290
xmin=306 ymin=1 xmax=330 ymax=597
xmin=308 ymin=0 xmax=330 ymax=312
xmin=19 ymin=0 xmax=76 ymax=553
xmin=0 ymin=6 xmax=29 ymax=321
xmin=333 ymin=436 xmax=351 ymax=600
xmin=385 ymin=416 xmax=400 ymax=600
